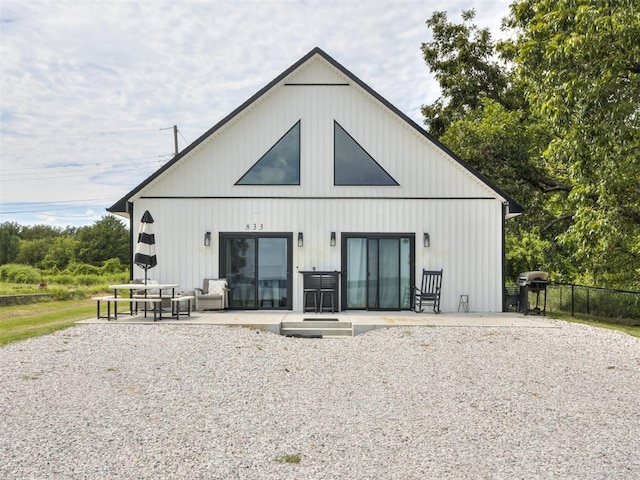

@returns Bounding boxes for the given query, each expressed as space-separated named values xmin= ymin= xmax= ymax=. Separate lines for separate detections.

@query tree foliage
xmin=0 ymin=216 xmax=129 ymax=272
xmin=422 ymin=2 xmax=640 ymax=287
xmin=421 ymin=10 xmax=517 ymax=137
xmin=504 ymin=0 xmax=640 ymax=286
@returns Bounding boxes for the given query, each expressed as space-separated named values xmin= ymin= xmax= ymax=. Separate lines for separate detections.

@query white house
xmin=109 ymin=47 xmax=523 ymax=313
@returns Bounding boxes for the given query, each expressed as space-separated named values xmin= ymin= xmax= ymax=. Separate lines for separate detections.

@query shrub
xmin=74 ymin=274 xmax=102 ymax=286
xmin=101 ymin=257 xmax=127 ymax=274
xmin=0 ymin=264 xmax=42 ymax=284
xmin=47 ymin=286 xmax=74 ymax=301
xmin=46 ymin=273 xmax=74 ymax=285
xmin=69 ymin=263 xmax=101 ymax=275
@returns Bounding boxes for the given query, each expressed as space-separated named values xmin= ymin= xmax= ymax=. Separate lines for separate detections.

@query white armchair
xmin=195 ymin=278 xmax=229 ymax=311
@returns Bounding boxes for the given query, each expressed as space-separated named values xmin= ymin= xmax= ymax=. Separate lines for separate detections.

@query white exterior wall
xmin=132 ymin=197 xmax=503 ymax=312
xmin=127 ymin=53 xmax=509 ymax=312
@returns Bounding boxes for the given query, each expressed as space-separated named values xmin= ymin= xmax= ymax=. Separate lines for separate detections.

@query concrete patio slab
xmin=78 ymin=310 xmax=556 ymax=335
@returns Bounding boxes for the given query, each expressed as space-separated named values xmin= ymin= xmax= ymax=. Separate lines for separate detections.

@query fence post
xmin=587 ymin=288 xmax=590 ymax=315
xmin=571 ymin=284 xmax=575 ymax=317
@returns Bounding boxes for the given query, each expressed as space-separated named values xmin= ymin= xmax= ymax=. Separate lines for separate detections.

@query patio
xmin=79 ymin=310 xmax=555 ymax=335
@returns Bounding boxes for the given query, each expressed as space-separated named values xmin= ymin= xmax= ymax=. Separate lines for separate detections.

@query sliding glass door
xmin=343 ymin=234 xmax=414 ymax=310
xmin=220 ymin=233 xmax=292 ymax=310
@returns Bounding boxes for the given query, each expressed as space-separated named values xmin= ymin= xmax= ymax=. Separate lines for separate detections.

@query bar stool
xmin=319 ymin=273 xmax=337 ymax=313
xmin=458 ymin=294 xmax=469 ymax=312
xmin=303 ymin=274 xmax=322 ymax=313
xmin=303 ymin=290 xmax=318 ymax=313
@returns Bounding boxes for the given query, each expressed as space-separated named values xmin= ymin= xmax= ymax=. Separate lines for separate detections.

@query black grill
xmin=517 ymin=271 xmax=549 ymax=315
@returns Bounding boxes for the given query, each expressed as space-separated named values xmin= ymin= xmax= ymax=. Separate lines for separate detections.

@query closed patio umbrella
xmin=134 ymin=210 xmax=157 ymax=285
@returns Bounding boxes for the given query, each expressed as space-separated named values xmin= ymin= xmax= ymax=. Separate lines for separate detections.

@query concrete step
xmin=280 ymin=320 xmax=353 ymax=338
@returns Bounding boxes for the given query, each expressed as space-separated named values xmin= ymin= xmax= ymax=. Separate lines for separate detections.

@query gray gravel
xmin=1 ymin=320 xmax=639 ymax=479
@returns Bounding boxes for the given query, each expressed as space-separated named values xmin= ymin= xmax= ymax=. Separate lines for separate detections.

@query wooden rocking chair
xmin=414 ymin=269 xmax=443 ymax=313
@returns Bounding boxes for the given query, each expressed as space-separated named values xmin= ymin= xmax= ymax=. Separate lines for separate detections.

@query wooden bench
xmin=93 ymin=296 xmax=163 ymax=321
xmin=171 ymin=295 xmax=195 ymax=319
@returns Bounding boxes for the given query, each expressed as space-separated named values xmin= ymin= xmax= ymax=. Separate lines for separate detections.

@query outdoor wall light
xmin=330 ymin=232 xmax=336 ymax=246
xmin=423 ymin=233 xmax=430 ymax=248
xmin=204 ymin=231 xmax=211 ymax=247
xmin=298 ymin=232 xmax=304 ymax=247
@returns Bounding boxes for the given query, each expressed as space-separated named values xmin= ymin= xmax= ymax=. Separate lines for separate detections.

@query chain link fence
xmin=545 ymin=283 xmax=640 ymax=322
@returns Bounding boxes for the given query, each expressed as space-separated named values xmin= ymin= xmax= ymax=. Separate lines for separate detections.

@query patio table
xmin=108 ymin=283 xmax=179 ymax=320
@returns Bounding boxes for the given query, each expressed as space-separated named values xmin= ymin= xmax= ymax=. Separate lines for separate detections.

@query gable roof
xmin=108 ymin=47 xmax=524 ymax=216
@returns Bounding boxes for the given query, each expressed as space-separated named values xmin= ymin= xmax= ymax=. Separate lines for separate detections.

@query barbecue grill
xmin=517 ymin=271 xmax=549 ymax=315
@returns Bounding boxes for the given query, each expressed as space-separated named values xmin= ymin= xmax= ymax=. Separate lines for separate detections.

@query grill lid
xmin=517 ymin=271 xmax=549 ymax=286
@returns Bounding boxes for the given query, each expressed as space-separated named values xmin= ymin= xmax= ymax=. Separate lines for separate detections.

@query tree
xmin=19 ymin=224 xmax=63 ymax=241
xmin=76 ymin=215 xmax=129 ymax=266
xmin=16 ymin=238 xmax=50 ymax=268
xmin=440 ymin=98 xmax=576 ymax=279
xmin=421 ymin=9 xmax=515 ymax=137
xmin=0 ymin=222 xmax=21 ymax=265
xmin=41 ymin=236 xmax=80 ymax=271
xmin=504 ymin=0 xmax=640 ymax=286
xmin=422 ymin=3 xmax=640 ymax=287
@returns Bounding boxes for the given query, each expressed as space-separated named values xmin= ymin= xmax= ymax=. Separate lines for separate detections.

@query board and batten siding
xmin=125 ymin=53 xmax=510 ymax=312
xmin=142 ymin=56 xmax=495 ymax=200
xmin=131 ymin=197 xmax=503 ymax=312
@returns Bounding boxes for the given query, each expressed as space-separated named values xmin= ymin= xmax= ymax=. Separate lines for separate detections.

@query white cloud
xmin=0 ymin=0 xmax=512 ymax=226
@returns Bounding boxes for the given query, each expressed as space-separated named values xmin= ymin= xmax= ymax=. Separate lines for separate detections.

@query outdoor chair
xmin=414 ymin=269 xmax=443 ymax=313
xmin=195 ymin=278 xmax=229 ymax=311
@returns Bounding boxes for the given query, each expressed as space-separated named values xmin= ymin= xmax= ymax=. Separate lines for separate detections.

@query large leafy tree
xmin=76 ymin=216 xmax=129 ymax=266
xmin=422 ymin=3 xmax=640 ymax=287
xmin=504 ymin=0 xmax=640 ymax=286
xmin=421 ymin=10 xmax=514 ymax=137
xmin=0 ymin=222 xmax=21 ymax=265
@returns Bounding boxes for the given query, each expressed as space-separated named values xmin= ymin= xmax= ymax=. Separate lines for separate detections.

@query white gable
xmin=135 ymin=53 xmax=503 ymax=203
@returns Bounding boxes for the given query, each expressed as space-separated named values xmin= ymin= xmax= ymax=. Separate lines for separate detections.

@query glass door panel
xmin=343 ymin=234 xmax=414 ymax=311
xmin=378 ymin=238 xmax=400 ymax=309
xmin=346 ymin=238 xmax=367 ymax=308
xmin=367 ymin=238 xmax=379 ymax=308
xmin=225 ymin=238 xmax=256 ymax=308
xmin=222 ymin=234 xmax=292 ymax=310
xmin=258 ymin=238 xmax=288 ymax=308
xmin=400 ymin=238 xmax=411 ymax=309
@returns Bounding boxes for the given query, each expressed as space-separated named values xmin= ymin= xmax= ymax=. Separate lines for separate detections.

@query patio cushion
xmin=208 ymin=279 xmax=227 ymax=296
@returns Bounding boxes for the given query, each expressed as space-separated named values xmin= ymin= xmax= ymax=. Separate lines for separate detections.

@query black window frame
xmin=235 ymin=120 xmax=301 ymax=186
xmin=333 ymin=121 xmax=399 ymax=186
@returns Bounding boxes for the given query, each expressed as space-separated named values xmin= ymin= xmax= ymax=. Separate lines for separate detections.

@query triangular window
xmin=236 ymin=121 xmax=301 ymax=185
xmin=334 ymin=121 xmax=398 ymax=186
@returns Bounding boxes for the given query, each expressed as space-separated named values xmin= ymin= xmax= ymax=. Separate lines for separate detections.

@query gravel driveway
xmin=1 ymin=320 xmax=638 ymax=479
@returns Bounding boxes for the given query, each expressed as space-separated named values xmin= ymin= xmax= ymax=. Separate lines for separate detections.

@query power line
xmin=0 ymin=154 xmax=171 ymax=172
xmin=1 ymin=127 xmax=163 ymax=138
xmin=4 ymin=198 xmax=113 ymax=206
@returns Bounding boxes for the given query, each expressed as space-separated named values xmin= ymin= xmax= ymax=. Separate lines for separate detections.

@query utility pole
xmin=173 ymin=125 xmax=178 ymax=156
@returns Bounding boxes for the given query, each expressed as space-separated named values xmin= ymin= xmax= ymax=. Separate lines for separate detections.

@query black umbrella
xmin=134 ymin=210 xmax=157 ymax=285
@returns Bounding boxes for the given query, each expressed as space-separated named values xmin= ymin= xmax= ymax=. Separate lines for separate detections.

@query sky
xmin=0 ymin=0 xmax=513 ymax=228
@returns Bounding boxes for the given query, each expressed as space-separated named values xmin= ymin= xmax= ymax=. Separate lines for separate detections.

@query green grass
xmin=548 ymin=311 xmax=640 ymax=338
xmin=275 ymin=453 xmax=302 ymax=464
xmin=0 ymin=299 xmax=96 ymax=347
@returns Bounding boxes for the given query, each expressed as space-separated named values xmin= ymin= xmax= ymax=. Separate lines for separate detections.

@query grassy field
xmin=548 ymin=311 xmax=640 ymax=338
xmin=0 ymin=299 xmax=96 ymax=347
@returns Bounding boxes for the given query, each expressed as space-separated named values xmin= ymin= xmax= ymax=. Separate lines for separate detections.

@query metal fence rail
xmin=545 ymin=283 xmax=640 ymax=320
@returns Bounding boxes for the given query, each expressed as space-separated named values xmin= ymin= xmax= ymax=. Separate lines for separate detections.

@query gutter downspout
xmin=502 ymin=202 xmax=507 ymax=312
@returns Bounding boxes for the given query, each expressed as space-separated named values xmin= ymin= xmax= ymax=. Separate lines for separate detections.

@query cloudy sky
xmin=0 ymin=0 xmax=512 ymax=227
